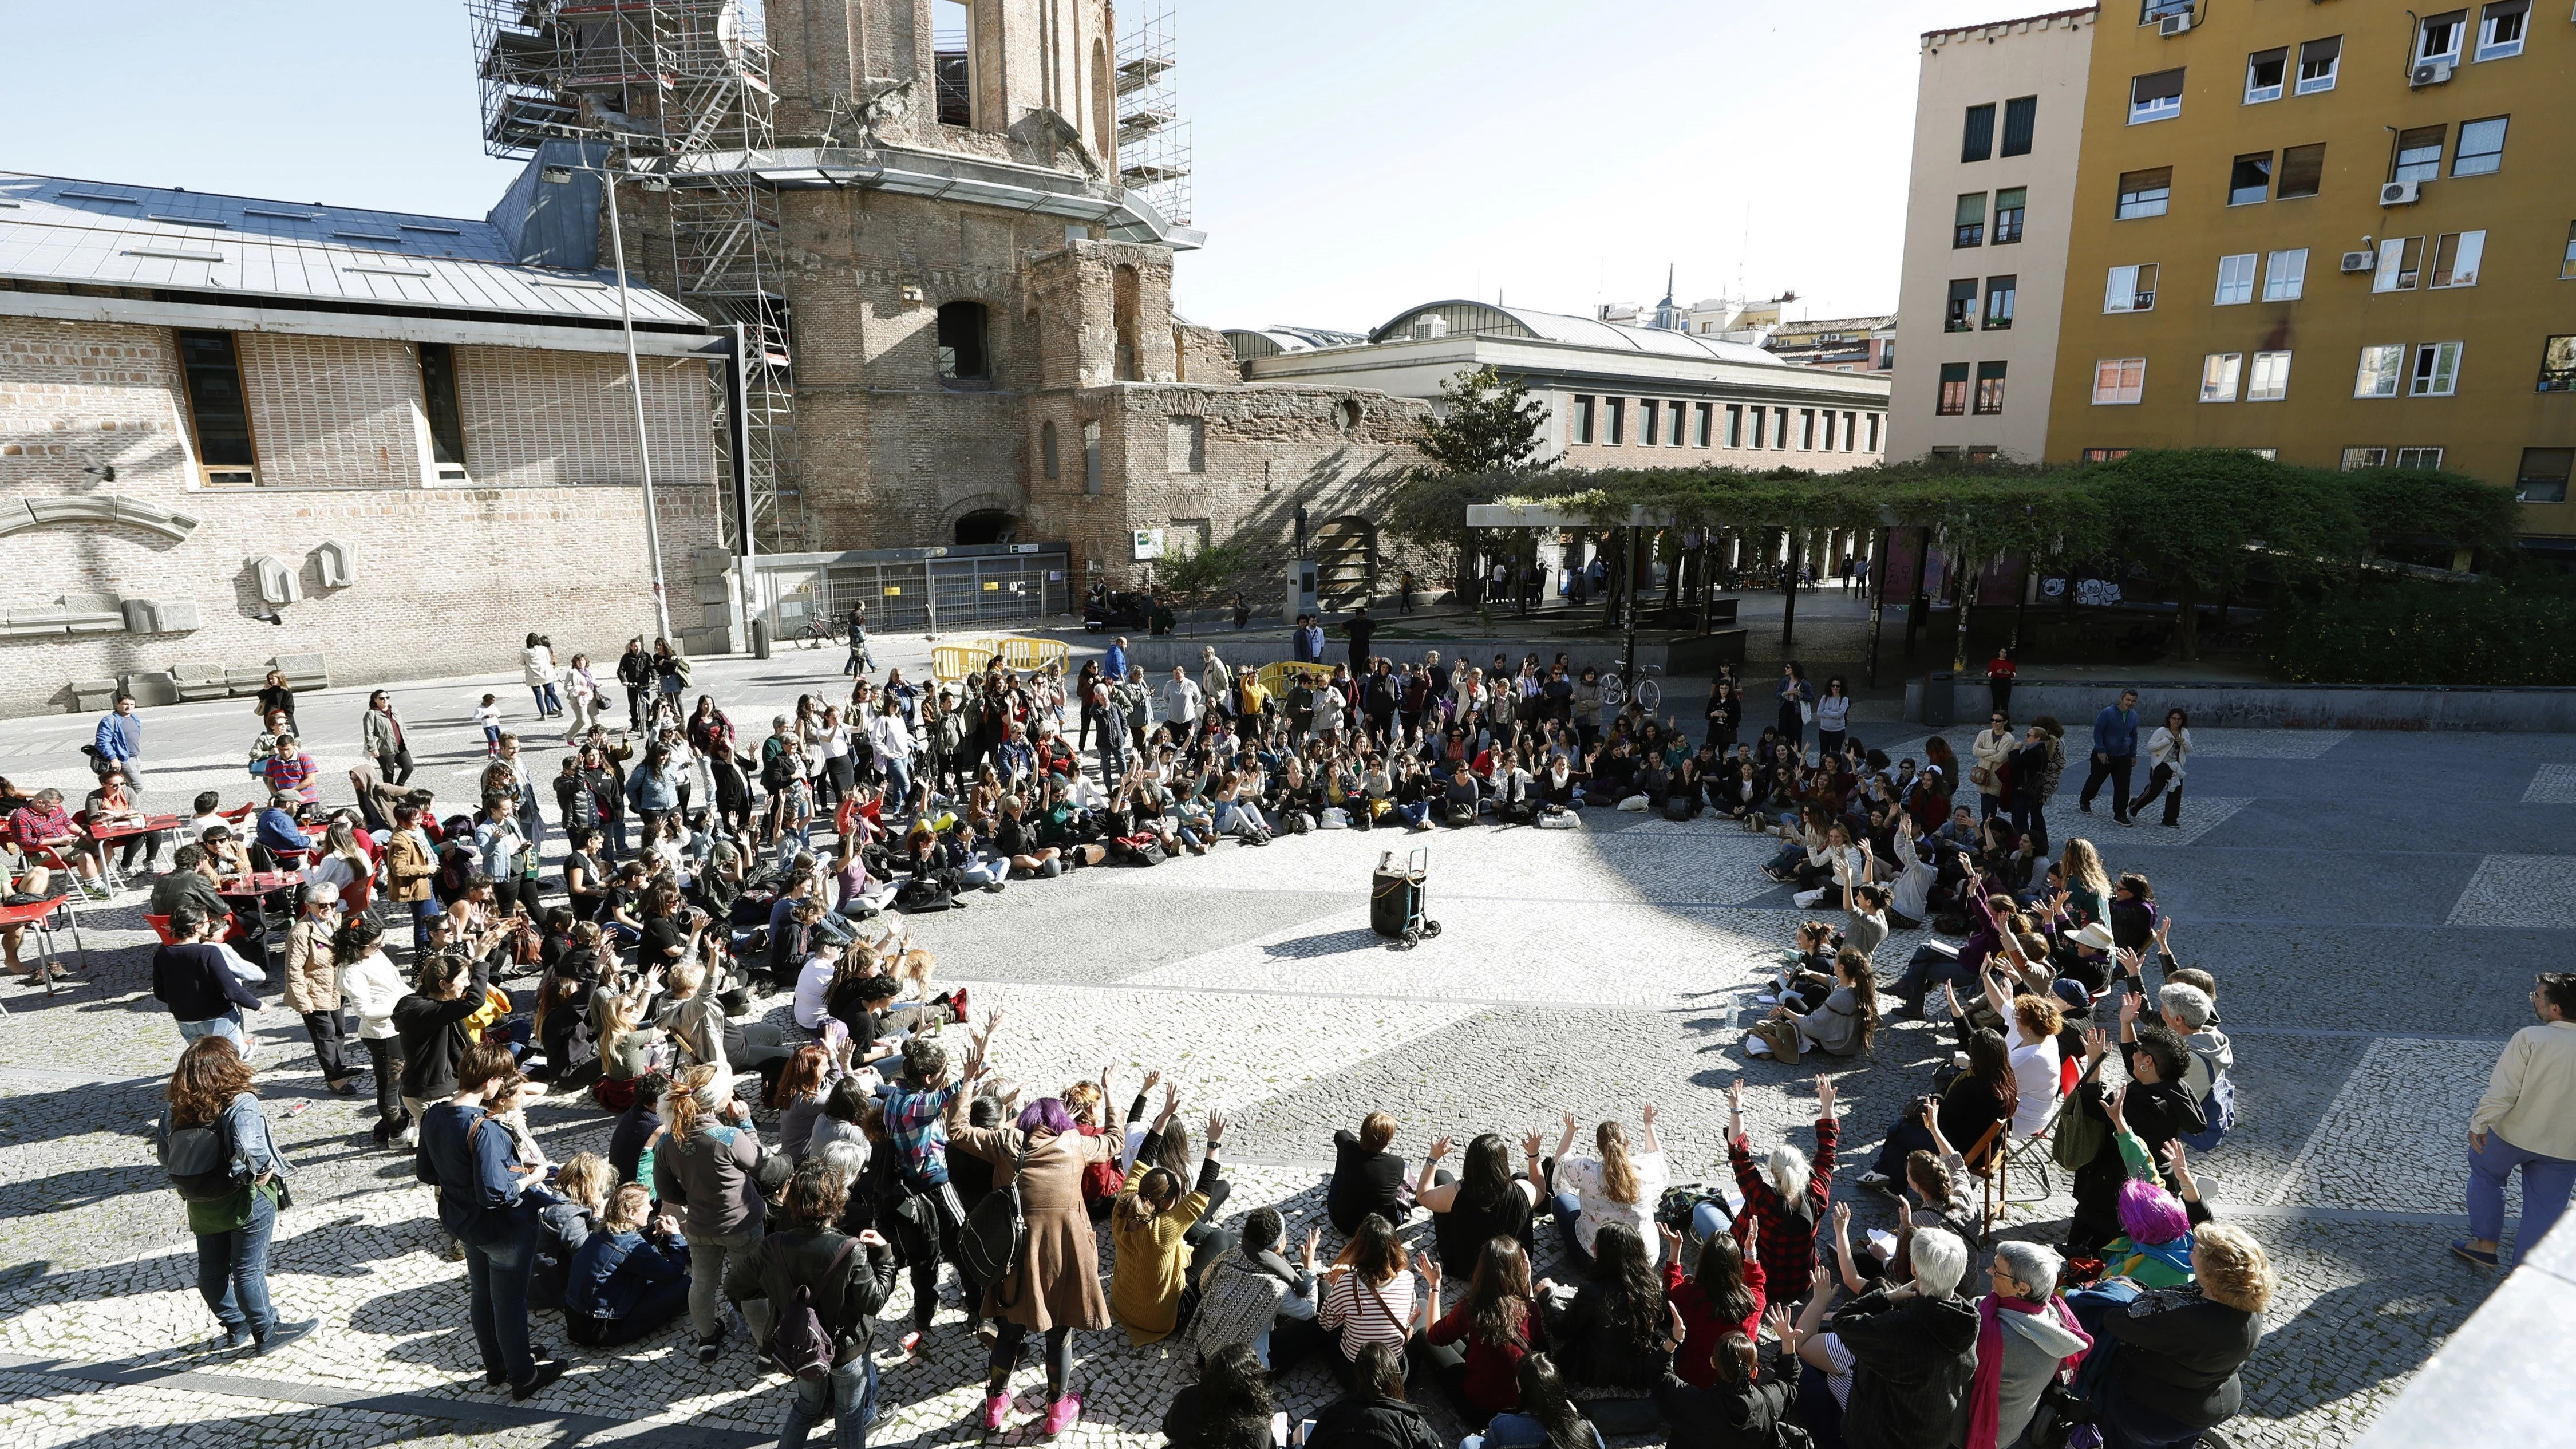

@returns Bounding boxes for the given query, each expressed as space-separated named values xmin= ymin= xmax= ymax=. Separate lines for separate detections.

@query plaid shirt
xmin=1728 ymin=1115 xmax=1838 ymax=1273
xmin=882 ymin=1080 xmax=962 ymax=1185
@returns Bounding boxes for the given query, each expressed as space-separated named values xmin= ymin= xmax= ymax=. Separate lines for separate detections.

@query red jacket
xmin=1664 ymin=1255 xmax=1768 ymax=1388
xmin=1427 ymin=1300 xmax=1546 ymax=1418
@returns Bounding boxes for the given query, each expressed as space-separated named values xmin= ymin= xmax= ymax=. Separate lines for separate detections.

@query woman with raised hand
xmin=1418 ymin=1132 xmax=1540 ymax=1270
xmin=1543 ymin=1105 xmax=1670 ymax=1270
xmin=1112 ymin=1107 xmax=1236 ymax=1346
xmin=1422 ymin=1235 xmax=1547 ymax=1420
xmin=1722 ymin=1079 xmax=1838 ymax=1276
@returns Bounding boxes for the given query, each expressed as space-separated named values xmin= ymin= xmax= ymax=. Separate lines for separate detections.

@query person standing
xmin=1163 ymin=666 xmax=1206 ymax=744
xmin=337 ymin=914 xmax=412 ymax=1147
xmin=2129 ymin=709 xmax=2192 ymax=828
xmin=362 ymin=691 xmax=415 ymax=787
xmin=953 ymin=1090 xmax=1123 ymax=1436
xmin=1985 ymin=648 xmax=2017 ymax=717
xmin=254 ymin=670 xmax=299 ymax=739
xmin=727 ymin=1158 xmax=899 ymax=1449
xmin=155 ymin=1037 xmax=317 ymax=1354
xmin=844 ymin=600 xmax=875 ymax=677
xmin=152 ymin=906 xmax=266 ymax=1055
xmin=1344 ymin=606 xmax=1377 ymax=673
xmin=655 ymin=1064 xmax=773 ymax=1361
xmin=1773 ymin=662 xmax=1812 ymax=755
xmin=2080 ymin=689 xmax=2140 ymax=826
xmin=562 ymin=654 xmax=601 ymax=742
xmin=616 ymin=638 xmax=654 ymax=732
xmin=2455 ymin=973 xmax=2576 ymax=1268
xmin=1815 ymin=677 xmax=1852 ymax=761
xmin=283 ymin=883 xmax=360 ymax=1096
xmin=521 ymin=634 xmax=562 ymax=720
xmin=418 ymin=1040 xmax=568 ymax=1400
xmin=1971 ymin=710 xmax=2015 ymax=822
xmin=1105 ymin=635 xmax=1132 ymax=685
xmin=92 ymin=693 xmax=144 ymax=786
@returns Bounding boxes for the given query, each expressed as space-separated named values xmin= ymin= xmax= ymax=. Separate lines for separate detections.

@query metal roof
xmin=1370 ymin=299 xmax=1788 ymax=366
xmin=1222 ymin=325 xmax=1368 ymax=361
xmin=0 ymin=171 xmax=706 ymax=328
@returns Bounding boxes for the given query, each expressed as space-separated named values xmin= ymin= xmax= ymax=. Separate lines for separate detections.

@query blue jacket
xmin=2093 ymin=704 xmax=2140 ymax=757
xmin=417 ymin=1102 xmax=540 ymax=1245
xmin=626 ymin=763 xmax=679 ymax=814
xmin=1104 ymin=643 xmax=1130 ymax=681
xmin=567 ymin=1226 xmax=692 ymax=1319
xmin=256 ymin=807 xmax=314 ymax=854
xmin=94 ymin=712 xmax=141 ymax=761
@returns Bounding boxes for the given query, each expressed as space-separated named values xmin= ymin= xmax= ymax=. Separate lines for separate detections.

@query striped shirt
xmin=1319 ymin=1268 xmax=1416 ymax=1360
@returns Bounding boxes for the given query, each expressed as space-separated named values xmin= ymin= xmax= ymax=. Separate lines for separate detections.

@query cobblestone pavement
xmin=0 ymin=651 xmax=2556 ymax=1448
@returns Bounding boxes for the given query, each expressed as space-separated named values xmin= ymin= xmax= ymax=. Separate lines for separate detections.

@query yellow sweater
xmin=1108 ymin=1179 xmax=1211 ymax=1345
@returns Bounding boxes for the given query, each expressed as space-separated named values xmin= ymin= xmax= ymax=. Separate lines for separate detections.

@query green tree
xmin=2088 ymin=449 xmax=2360 ymax=660
xmin=1150 ymin=539 xmax=1258 ymax=635
xmin=1385 ymin=367 xmax=1554 ymax=590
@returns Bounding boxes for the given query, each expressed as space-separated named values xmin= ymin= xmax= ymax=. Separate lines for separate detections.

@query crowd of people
xmin=30 ymin=626 xmax=2553 ymax=1449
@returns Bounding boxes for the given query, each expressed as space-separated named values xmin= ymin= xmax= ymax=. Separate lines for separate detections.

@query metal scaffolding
xmin=1114 ymin=0 xmax=1191 ymax=224
xmin=468 ymin=0 xmax=808 ymax=555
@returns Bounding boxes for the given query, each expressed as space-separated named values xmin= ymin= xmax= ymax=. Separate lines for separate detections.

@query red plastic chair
xmin=146 ymin=913 xmax=176 ymax=943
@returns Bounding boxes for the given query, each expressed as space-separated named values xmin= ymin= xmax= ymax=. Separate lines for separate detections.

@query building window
xmin=936 ymin=300 xmax=990 ymax=382
xmin=2477 ymin=0 xmax=2529 ymax=60
xmin=2518 ymin=447 xmax=2574 ymax=502
xmin=1955 ymin=192 xmax=1986 ymax=248
xmin=2411 ymin=341 xmax=2463 ymax=396
xmin=1973 ymin=361 xmax=2008 ymax=415
xmin=2248 ymin=350 xmax=2294 ymax=401
xmin=2540 ymin=335 xmax=2576 ymax=392
xmin=175 ymin=329 xmax=257 ymax=485
xmin=1167 ymin=416 xmax=1206 ymax=472
xmin=1992 ymin=188 xmax=2026 ymax=244
xmin=2227 ymin=152 xmax=2272 ymax=206
xmin=2211 ymin=254 xmax=2256 ymax=305
xmin=2141 ymin=0 xmax=2192 ymax=19
xmin=2452 ymin=116 xmax=2507 ymax=176
xmin=1605 ymin=397 xmax=1625 ymax=445
xmin=2129 ymin=69 xmax=2186 ymax=125
xmin=2116 ymin=168 xmax=2171 ymax=219
xmin=2105 ymin=263 xmax=2160 ymax=313
xmin=2355 ymin=344 xmax=2407 ymax=397
xmin=2397 ymin=446 xmax=2447 ymax=471
xmin=1867 ymin=413 xmax=1882 ymax=451
xmin=1880 ymin=339 xmax=1897 ymax=370
xmin=1082 ymin=420 xmax=1103 ymax=496
xmin=1751 ymin=406 xmax=1768 ymax=448
xmin=1800 ymin=410 xmax=1818 ymax=449
xmin=2373 ymin=237 xmax=2425 ymax=293
xmin=2201 ymin=353 xmax=2243 ymax=402
xmin=1938 ymin=363 xmax=1970 ymax=416
xmin=1725 ymin=403 xmax=1745 ymax=446
xmin=933 ymin=0 xmax=975 ymax=126
xmin=2416 ymin=9 xmax=2467 ymax=65
xmin=1669 ymin=400 xmax=1689 ymax=447
xmin=2296 ymin=36 xmax=2342 ymax=94
xmin=2561 ymin=222 xmax=2576 ymax=279
xmin=1822 ymin=412 xmax=1839 ymax=450
xmin=1984 ymin=275 xmax=2017 ymax=329
xmin=1571 ymin=394 xmax=1595 ymax=444
xmin=2000 ymin=96 xmax=2038 ymax=156
xmin=2341 ymin=447 xmax=2389 ymax=469
xmin=1775 ymin=408 xmax=1790 ymax=449
xmin=2081 ymin=448 xmax=2133 ymax=461
xmin=1962 ymin=103 xmax=1996 ymax=163
xmin=1694 ymin=402 xmax=1713 ymax=447
xmin=2245 ymin=48 xmax=2287 ymax=103
xmin=2093 ymin=358 xmax=2148 ymax=405
xmin=417 ymin=341 xmax=467 ymax=480
xmin=2429 ymin=231 xmax=2486 ymax=288
xmin=1639 ymin=399 xmax=1660 ymax=445
xmin=2392 ymin=126 xmax=2446 ymax=184
xmin=1843 ymin=410 xmax=1859 ymax=451
xmin=2263 ymin=248 xmax=2309 ymax=300
xmin=1946 ymin=278 xmax=1978 ymax=332
xmin=1040 ymin=420 xmax=1060 ymax=479
xmin=2277 ymin=143 xmax=2326 ymax=199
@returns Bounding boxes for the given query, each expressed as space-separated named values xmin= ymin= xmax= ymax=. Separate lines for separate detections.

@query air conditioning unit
xmin=2340 ymin=250 xmax=2374 ymax=273
xmin=2380 ymin=180 xmax=2423 ymax=207
xmin=2409 ymin=60 xmax=2454 ymax=86
xmin=2158 ymin=10 xmax=2194 ymax=35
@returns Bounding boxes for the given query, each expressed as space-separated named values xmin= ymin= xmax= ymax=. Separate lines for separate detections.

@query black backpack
xmin=161 ymin=1114 xmax=246 ymax=1203
xmin=958 ymin=1133 xmax=1034 ymax=1306
xmin=764 ymin=1234 xmax=860 ymax=1380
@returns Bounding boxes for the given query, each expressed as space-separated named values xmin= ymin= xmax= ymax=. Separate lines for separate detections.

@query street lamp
xmin=542 ymin=156 xmax=673 ymax=642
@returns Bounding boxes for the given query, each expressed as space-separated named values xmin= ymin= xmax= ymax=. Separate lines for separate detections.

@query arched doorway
xmin=1313 ymin=515 xmax=1377 ymax=609
xmin=954 ymin=510 xmax=1017 ymax=546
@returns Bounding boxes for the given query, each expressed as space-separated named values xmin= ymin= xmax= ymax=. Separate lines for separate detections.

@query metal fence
xmin=752 ymin=547 xmax=1070 ymax=639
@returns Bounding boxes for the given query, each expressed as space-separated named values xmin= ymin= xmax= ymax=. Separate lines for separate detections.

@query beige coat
xmin=282 ymin=918 xmax=338 ymax=1014
xmin=1971 ymin=727 xmax=2014 ymax=799
xmin=953 ymin=1125 xmax=1118 ymax=1333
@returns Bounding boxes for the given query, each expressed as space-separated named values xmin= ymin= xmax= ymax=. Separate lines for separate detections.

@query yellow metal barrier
xmin=929 ymin=635 xmax=1070 ymax=682
xmin=1254 ymin=661 xmax=1337 ymax=697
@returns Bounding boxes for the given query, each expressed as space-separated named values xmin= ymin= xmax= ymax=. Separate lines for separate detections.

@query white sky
xmin=3 ymin=0 xmax=2039 ymax=333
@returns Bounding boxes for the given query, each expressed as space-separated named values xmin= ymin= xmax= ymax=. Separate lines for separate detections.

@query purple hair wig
xmin=1018 ymin=1097 xmax=1077 ymax=1135
xmin=2117 ymin=1176 xmax=2192 ymax=1246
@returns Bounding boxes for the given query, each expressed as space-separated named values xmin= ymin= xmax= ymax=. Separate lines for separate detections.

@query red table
xmin=219 ymin=870 xmax=302 ymax=974
xmin=85 ymin=812 xmax=181 ymax=892
xmin=0 ymin=893 xmax=85 ymax=1001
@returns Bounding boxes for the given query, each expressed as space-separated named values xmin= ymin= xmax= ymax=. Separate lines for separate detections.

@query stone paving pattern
xmin=0 ymin=645 xmax=2560 ymax=1448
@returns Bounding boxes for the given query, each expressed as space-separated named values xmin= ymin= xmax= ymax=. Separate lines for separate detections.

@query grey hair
xmin=1767 ymin=1143 xmax=1811 ymax=1203
xmin=1911 ymin=1227 xmax=1970 ymax=1299
xmin=299 ymin=881 xmax=341 ymax=907
xmin=1993 ymin=1239 xmax=2064 ymax=1298
xmin=817 ymin=1140 xmax=866 ymax=1189
xmin=2159 ymin=982 xmax=2213 ymax=1029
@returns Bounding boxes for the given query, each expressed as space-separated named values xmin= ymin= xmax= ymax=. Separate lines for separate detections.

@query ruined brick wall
xmin=0 ymin=317 xmax=721 ymax=718
xmin=1174 ymin=322 xmax=1242 ymax=386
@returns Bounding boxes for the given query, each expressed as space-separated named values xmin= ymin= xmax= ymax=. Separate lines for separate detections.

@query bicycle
xmin=796 ymin=615 xmax=847 ymax=649
xmin=1598 ymin=663 xmax=1662 ymax=713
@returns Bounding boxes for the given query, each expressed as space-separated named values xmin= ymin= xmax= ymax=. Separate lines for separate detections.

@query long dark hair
xmin=1196 ymin=1341 xmax=1274 ymax=1435
xmin=1466 ymin=1236 xmax=1534 ymax=1349
xmin=1692 ymin=1229 xmax=1757 ymax=1324
xmin=1591 ymin=1222 xmax=1666 ymax=1347
xmin=1457 ymin=1132 xmax=1518 ymax=1214
xmin=1516 ymin=1354 xmax=1593 ymax=1449
xmin=1967 ymin=1027 xmax=2020 ymax=1120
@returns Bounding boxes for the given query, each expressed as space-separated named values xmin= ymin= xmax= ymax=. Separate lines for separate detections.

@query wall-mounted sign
xmin=1132 ymin=528 xmax=1166 ymax=562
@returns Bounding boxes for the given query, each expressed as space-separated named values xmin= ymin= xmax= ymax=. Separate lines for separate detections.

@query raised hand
xmin=1726 ymin=1079 xmax=1745 ymax=1115
xmin=2082 ymin=1025 xmax=2108 ymax=1064
xmin=1641 ymin=1101 xmax=1660 ymax=1128
xmin=1303 ymin=1227 xmax=1323 ymax=1268
xmin=1815 ymin=1080 xmax=1837 ymax=1120
xmin=1658 ymin=1223 xmax=1685 ymax=1260
xmin=1205 ymin=1107 xmax=1227 ymax=1144
xmin=1832 ymin=1201 xmax=1852 ymax=1234
xmin=1522 ymin=1128 xmax=1545 ymax=1160
xmin=1562 ymin=1110 xmax=1580 ymax=1135
xmin=2120 ymin=991 xmax=2143 ymax=1025
xmin=1425 ymin=1134 xmax=1453 ymax=1162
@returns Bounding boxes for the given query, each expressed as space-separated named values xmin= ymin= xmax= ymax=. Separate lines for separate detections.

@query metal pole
xmin=724 ymin=321 xmax=759 ymax=650
xmin=1779 ymin=527 xmax=1799 ymax=650
xmin=1864 ymin=525 xmax=1887 ymax=688
xmin=1619 ymin=524 xmax=1638 ymax=686
xmin=605 ymin=163 xmax=674 ymax=643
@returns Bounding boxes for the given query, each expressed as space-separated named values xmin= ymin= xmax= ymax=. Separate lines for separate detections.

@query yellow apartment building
xmin=2040 ymin=0 xmax=2576 ymax=551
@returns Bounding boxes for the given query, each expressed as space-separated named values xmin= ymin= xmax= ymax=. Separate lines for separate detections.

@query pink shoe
xmin=1042 ymin=1394 xmax=1082 ymax=1436
xmin=982 ymin=1393 xmax=1011 ymax=1432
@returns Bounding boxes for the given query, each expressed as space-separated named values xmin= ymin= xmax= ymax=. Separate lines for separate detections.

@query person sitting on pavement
xmin=1956 ymin=1241 xmax=2091 ymax=1449
xmin=1720 ymin=1080 xmax=1837 ymax=1276
xmin=1327 ymin=1111 xmax=1409 ymax=1236
xmin=564 ymin=1180 xmax=693 ymax=1347
xmin=2091 ymin=1222 xmax=2274 ymax=1449
xmin=1654 ymin=1300 xmax=1807 ymax=1449
xmin=1812 ymin=1226 xmax=1978 ymax=1449
xmin=1304 ymin=1341 xmax=1443 ymax=1449
xmin=1543 ymin=1107 xmax=1670 ymax=1271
